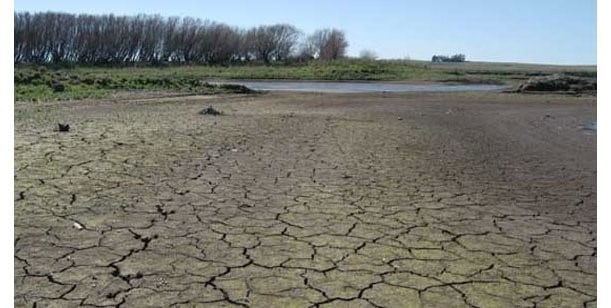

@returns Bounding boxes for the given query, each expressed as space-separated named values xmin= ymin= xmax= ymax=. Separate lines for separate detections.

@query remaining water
xmin=584 ymin=121 xmax=596 ymax=131
xmin=214 ymin=80 xmax=506 ymax=93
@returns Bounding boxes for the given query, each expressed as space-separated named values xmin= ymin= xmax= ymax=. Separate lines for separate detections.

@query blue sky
xmin=15 ymin=0 xmax=597 ymax=64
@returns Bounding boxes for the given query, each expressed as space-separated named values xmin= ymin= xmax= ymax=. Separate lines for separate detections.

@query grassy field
xmin=14 ymin=59 xmax=596 ymax=101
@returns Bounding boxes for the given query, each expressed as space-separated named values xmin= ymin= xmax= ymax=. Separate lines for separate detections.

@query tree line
xmin=14 ymin=12 xmax=349 ymax=65
xmin=431 ymin=54 xmax=466 ymax=63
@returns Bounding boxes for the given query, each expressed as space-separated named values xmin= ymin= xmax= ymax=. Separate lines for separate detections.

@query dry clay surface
xmin=15 ymin=92 xmax=596 ymax=307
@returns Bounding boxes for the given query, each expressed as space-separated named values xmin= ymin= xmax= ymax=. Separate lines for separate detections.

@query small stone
xmin=199 ymin=106 xmax=222 ymax=116
xmin=73 ymin=222 xmax=83 ymax=230
xmin=58 ymin=123 xmax=70 ymax=132
xmin=397 ymin=117 xmax=403 ymax=120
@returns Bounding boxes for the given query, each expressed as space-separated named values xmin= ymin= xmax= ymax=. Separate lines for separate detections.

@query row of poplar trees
xmin=14 ymin=11 xmax=349 ymax=65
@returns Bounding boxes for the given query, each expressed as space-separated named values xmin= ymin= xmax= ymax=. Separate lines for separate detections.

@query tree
xmin=295 ymin=40 xmax=317 ymax=61
xmin=450 ymin=54 xmax=466 ymax=62
xmin=200 ymin=22 xmax=241 ymax=64
xmin=247 ymin=24 xmax=300 ymax=63
xmin=359 ymin=49 xmax=377 ymax=60
xmin=432 ymin=54 xmax=466 ymax=63
xmin=307 ymin=28 xmax=348 ymax=60
xmin=13 ymin=11 xmax=348 ymax=66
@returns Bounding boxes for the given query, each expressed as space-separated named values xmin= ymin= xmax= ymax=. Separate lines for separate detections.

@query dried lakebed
xmin=15 ymin=91 xmax=596 ymax=307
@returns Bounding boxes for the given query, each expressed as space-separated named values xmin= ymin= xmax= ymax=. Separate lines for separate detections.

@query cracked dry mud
xmin=15 ymin=91 xmax=596 ymax=307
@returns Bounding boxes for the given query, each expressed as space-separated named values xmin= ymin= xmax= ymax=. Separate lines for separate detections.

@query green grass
xmin=15 ymin=59 xmax=596 ymax=102
xmin=27 ymin=59 xmax=447 ymax=80
xmin=14 ymin=66 xmax=256 ymax=101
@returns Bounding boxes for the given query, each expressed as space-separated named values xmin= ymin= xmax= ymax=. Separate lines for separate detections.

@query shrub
xmin=432 ymin=54 xmax=466 ymax=63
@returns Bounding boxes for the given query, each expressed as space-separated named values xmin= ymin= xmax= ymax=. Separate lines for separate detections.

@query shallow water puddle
xmin=584 ymin=121 xmax=596 ymax=132
xmin=215 ymin=80 xmax=506 ymax=93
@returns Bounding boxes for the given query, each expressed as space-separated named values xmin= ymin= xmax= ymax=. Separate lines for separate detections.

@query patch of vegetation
xmin=19 ymin=59 xmax=451 ymax=82
xmin=14 ymin=66 xmax=258 ymax=101
xmin=218 ymin=84 xmax=257 ymax=94
xmin=514 ymin=74 xmax=596 ymax=93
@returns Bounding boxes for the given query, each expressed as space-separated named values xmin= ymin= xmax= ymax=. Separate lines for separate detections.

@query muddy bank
xmin=514 ymin=74 xmax=596 ymax=93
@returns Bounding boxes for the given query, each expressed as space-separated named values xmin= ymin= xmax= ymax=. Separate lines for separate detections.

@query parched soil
xmin=14 ymin=91 xmax=596 ymax=307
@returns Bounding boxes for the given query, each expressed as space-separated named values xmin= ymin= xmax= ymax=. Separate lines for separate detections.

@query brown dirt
xmin=14 ymin=91 xmax=596 ymax=307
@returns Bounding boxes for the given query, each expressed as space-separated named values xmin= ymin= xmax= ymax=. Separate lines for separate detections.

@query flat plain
xmin=14 ymin=90 xmax=596 ymax=307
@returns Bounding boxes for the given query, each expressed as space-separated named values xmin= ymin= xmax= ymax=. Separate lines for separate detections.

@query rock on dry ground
xmin=14 ymin=91 xmax=596 ymax=307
